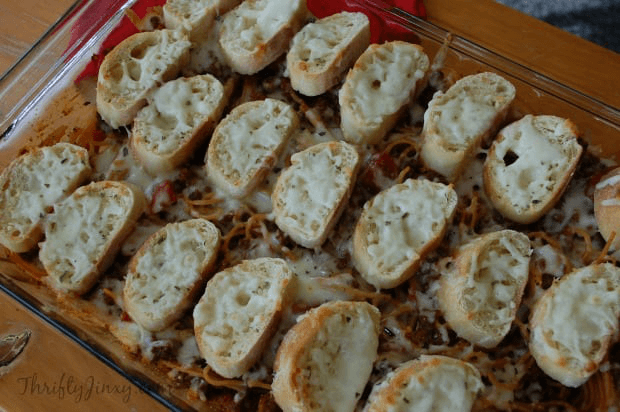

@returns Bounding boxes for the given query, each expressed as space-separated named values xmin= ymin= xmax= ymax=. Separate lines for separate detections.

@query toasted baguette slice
xmin=339 ymin=41 xmax=429 ymax=145
xmin=593 ymin=167 xmax=620 ymax=251
xmin=164 ymin=0 xmax=241 ymax=40
xmin=438 ymin=230 xmax=531 ymax=348
xmin=193 ymin=257 xmax=293 ymax=378
xmin=287 ymin=11 xmax=370 ymax=96
xmin=353 ymin=178 xmax=458 ymax=289
xmin=529 ymin=262 xmax=620 ymax=387
xmin=272 ymin=141 xmax=360 ymax=249
xmin=420 ymin=72 xmax=516 ymax=181
xmin=364 ymin=355 xmax=483 ymax=412
xmin=272 ymin=300 xmax=381 ymax=412
xmin=40 ymin=181 xmax=146 ymax=295
xmin=483 ymin=114 xmax=583 ymax=224
xmin=96 ymin=30 xmax=191 ymax=128
xmin=0 ymin=143 xmax=91 ymax=253
xmin=123 ymin=219 xmax=220 ymax=331
xmin=218 ymin=0 xmax=308 ymax=75
xmin=130 ymin=74 xmax=227 ymax=175
xmin=206 ymin=98 xmax=299 ymax=198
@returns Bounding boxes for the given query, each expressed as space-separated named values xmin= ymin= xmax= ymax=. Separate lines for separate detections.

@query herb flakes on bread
xmin=529 ymin=262 xmax=620 ymax=387
xmin=483 ymin=114 xmax=583 ymax=224
xmin=438 ymin=230 xmax=531 ymax=348
xmin=339 ymin=40 xmax=429 ymax=145
xmin=206 ymin=98 xmax=299 ymax=198
xmin=130 ymin=74 xmax=227 ymax=175
xmin=96 ymin=29 xmax=192 ymax=129
xmin=363 ymin=355 xmax=483 ymax=412
xmin=287 ymin=11 xmax=370 ymax=96
xmin=0 ymin=143 xmax=91 ymax=253
xmin=420 ymin=71 xmax=516 ymax=181
xmin=353 ymin=178 xmax=458 ymax=289
xmin=193 ymin=257 xmax=293 ymax=378
xmin=123 ymin=218 xmax=220 ymax=332
xmin=272 ymin=140 xmax=360 ymax=249
xmin=163 ymin=0 xmax=242 ymax=40
xmin=272 ymin=300 xmax=381 ymax=412
xmin=40 ymin=181 xmax=146 ymax=295
xmin=219 ymin=0 xmax=308 ymax=75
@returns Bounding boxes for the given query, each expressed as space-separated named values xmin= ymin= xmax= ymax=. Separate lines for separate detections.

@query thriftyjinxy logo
xmin=16 ymin=372 xmax=133 ymax=404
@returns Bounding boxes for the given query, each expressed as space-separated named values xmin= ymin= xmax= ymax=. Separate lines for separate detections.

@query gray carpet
xmin=495 ymin=0 xmax=620 ymax=53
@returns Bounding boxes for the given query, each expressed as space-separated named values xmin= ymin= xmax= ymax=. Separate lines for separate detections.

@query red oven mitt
xmin=74 ymin=0 xmax=426 ymax=82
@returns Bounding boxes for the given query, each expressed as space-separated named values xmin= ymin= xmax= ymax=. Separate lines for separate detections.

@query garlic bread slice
xmin=193 ymin=257 xmax=293 ymax=378
xmin=0 ymin=143 xmax=91 ymax=253
xmin=40 ymin=181 xmax=146 ymax=295
xmin=124 ymin=219 xmax=220 ymax=331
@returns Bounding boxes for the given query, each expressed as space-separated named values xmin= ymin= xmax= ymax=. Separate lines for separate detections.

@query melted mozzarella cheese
xmin=288 ymin=12 xmax=367 ymax=72
xmin=221 ymin=0 xmax=303 ymax=52
xmin=0 ymin=143 xmax=90 ymax=248
xmin=40 ymin=182 xmax=136 ymax=290
xmin=124 ymin=220 xmax=219 ymax=329
xmin=135 ymin=75 xmax=224 ymax=154
xmin=273 ymin=141 xmax=358 ymax=246
xmin=365 ymin=356 xmax=483 ymax=412
xmin=101 ymin=30 xmax=191 ymax=95
xmin=530 ymin=263 xmax=620 ymax=384
xmin=460 ymin=232 xmax=530 ymax=335
xmin=208 ymin=99 xmax=297 ymax=196
xmin=343 ymin=42 xmax=428 ymax=124
xmin=193 ymin=258 xmax=292 ymax=378
xmin=489 ymin=115 xmax=580 ymax=214
xmin=425 ymin=74 xmax=508 ymax=148
xmin=360 ymin=179 xmax=457 ymax=282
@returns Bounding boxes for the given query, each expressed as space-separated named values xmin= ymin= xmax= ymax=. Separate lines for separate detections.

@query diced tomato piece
xmin=150 ymin=180 xmax=177 ymax=213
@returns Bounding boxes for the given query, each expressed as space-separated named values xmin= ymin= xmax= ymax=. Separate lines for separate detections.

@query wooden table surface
xmin=0 ymin=0 xmax=619 ymax=411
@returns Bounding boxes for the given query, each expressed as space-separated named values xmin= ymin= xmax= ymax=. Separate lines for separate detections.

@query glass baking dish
xmin=1 ymin=0 xmax=619 ymax=411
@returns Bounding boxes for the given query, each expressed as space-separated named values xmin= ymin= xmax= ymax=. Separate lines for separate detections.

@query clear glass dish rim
xmin=356 ymin=0 xmax=619 ymax=123
xmin=0 ymin=0 xmax=137 ymax=138
xmin=1 ymin=0 xmax=619 ymax=141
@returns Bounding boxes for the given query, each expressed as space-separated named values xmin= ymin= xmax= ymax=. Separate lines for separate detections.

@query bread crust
xmin=420 ymin=72 xmax=516 ymax=181
xmin=130 ymin=74 xmax=227 ymax=175
xmin=123 ymin=219 xmax=221 ymax=332
xmin=353 ymin=178 xmax=458 ymax=289
xmin=164 ymin=0 xmax=242 ymax=40
xmin=287 ymin=11 xmax=370 ymax=96
xmin=206 ymin=98 xmax=299 ymax=198
xmin=529 ymin=263 xmax=620 ymax=387
xmin=271 ymin=141 xmax=360 ymax=249
xmin=272 ymin=300 xmax=381 ymax=412
xmin=40 ymin=181 xmax=146 ymax=295
xmin=0 ymin=143 xmax=91 ymax=253
xmin=437 ymin=230 xmax=531 ymax=348
xmin=193 ymin=257 xmax=293 ymax=378
xmin=593 ymin=166 xmax=620 ymax=251
xmin=483 ymin=114 xmax=583 ymax=224
xmin=96 ymin=30 xmax=191 ymax=128
xmin=339 ymin=41 xmax=429 ymax=144
xmin=364 ymin=355 xmax=483 ymax=412
xmin=219 ymin=0 xmax=308 ymax=75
